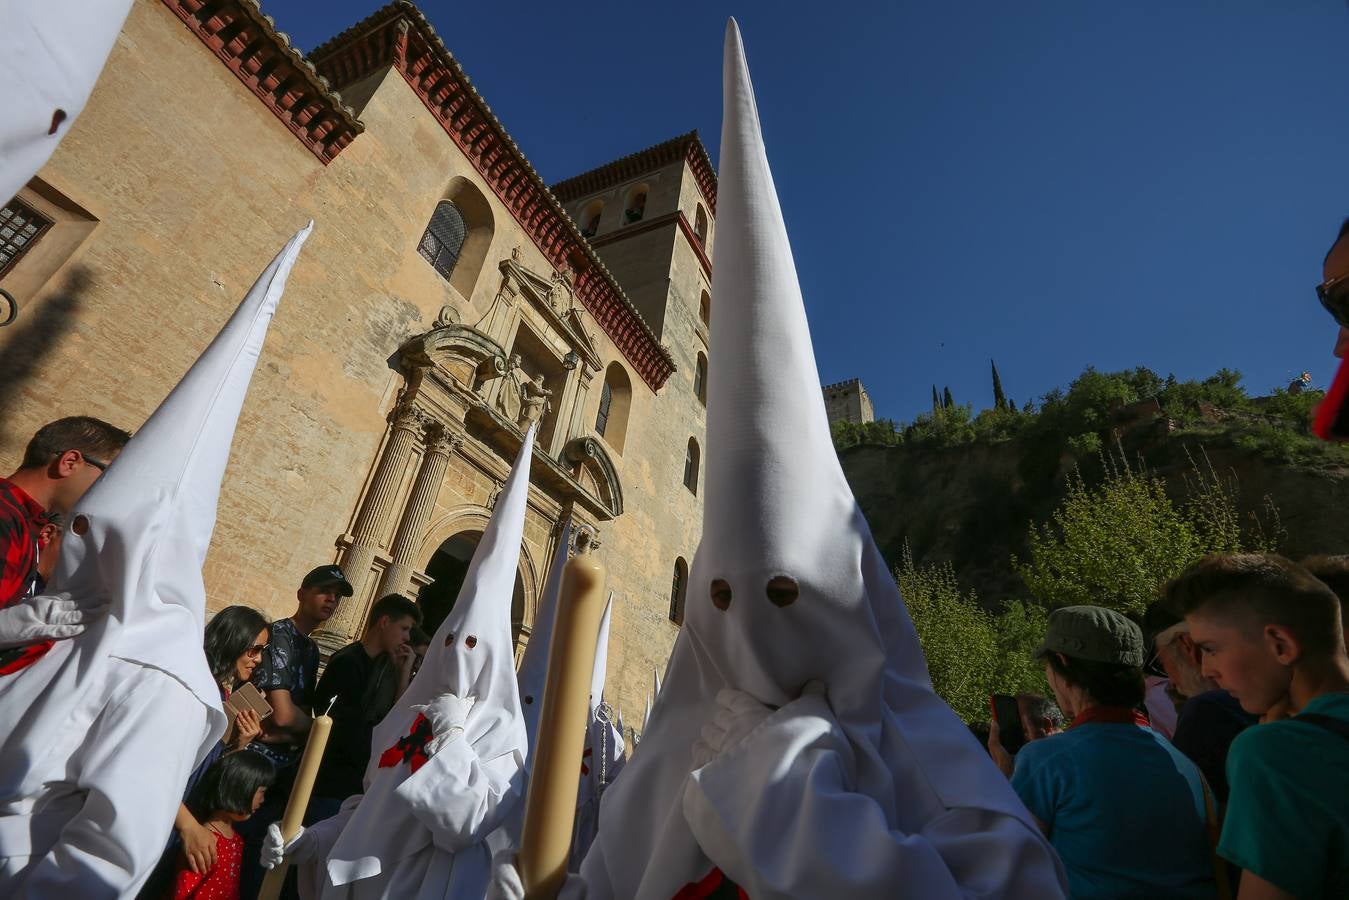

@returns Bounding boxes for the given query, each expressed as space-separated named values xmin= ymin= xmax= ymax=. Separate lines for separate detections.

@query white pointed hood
xmin=584 ymin=22 xmax=1037 ymax=896
xmin=57 ymin=223 xmax=312 ymax=750
xmin=517 ymin=516 xmax=572 ymax=765
xmin=1 ymin=0 xmax=134 ymax=205
xmin=587 ymin=593 xmax=614 ymax=718
xmin=326 ymin=425 xmax=534 ymax=884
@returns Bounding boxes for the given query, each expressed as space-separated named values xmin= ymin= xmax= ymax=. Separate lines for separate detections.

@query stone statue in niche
xmin=519 ymin=373 xmax=552 ymax=427
xmin=495 ymin=354 xmax=524 ymax=422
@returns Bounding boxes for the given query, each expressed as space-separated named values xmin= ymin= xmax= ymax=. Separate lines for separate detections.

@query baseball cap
xmin=1034 ymin=605 xmax=1145 ymax=667
xmin=300 ymin=564 xmax=354 ymax=597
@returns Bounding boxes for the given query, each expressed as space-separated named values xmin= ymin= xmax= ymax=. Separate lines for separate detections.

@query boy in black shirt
xmin=310 ymin=594 xmax=421 ymax=816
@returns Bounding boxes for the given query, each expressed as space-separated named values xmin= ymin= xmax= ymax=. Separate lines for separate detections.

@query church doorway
xmin=418 ymin=530 xmax=525 ymax=639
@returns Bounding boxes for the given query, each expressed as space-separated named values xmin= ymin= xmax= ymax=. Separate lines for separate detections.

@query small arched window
xmin=581 ymin=199 xmax=603 ymax=239
xmin=595 ymin=362 xmax=632 ymax=454
xmin=684 ymin=437 xmax=700 ymax=494
xmin=694 ymin=352 xmax=707 ymax=405
xmin=694 ymin=204 xmax=708 ymax=246
xmin=418 ymin=200 xmax=467 ymax=281
xmin=699 ymin=290 xmax=711 ymax=328
xmin=625 ymin=185 xmax=648 ymax=224
xmin=670 ymin=557 xmax=688 ymax=624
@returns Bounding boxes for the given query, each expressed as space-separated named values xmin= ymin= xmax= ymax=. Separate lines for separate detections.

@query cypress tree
xmin=931 ymin=385 xmax=940 ymax=413
xmin=943 ymin=386 xmax=954 ymax=409
xmin=991 ymin=359 xmax=1007 ymax=411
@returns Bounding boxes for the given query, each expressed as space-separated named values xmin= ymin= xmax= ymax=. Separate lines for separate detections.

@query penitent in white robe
xmin=297 ymin=426 xmax=534 ymax=900
xmin=0 ymin=225 xmax=312 ymax=898
xmin=0 ymin=642 xmax=207 ymax=896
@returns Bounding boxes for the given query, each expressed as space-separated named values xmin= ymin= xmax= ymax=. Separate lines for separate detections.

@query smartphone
xmin=990 ymin=694 xmax=1026 ymax=755
xmin=1313 ymin=354 xmax=1349 ymax=442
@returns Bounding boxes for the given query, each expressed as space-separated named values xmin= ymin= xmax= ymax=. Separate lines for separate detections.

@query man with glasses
xmin=0 ymin=417 xmax=129 ymax=674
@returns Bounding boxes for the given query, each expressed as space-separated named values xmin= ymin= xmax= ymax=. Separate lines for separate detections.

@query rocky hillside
xmin=839 ymin=394 xmax=1349 ymax=608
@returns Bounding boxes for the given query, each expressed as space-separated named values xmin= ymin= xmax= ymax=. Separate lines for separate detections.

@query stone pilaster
xmin=378 ymin=422 xmax=460 ymax=598
xmin=316 ymin=403 xmax=426 ymax=651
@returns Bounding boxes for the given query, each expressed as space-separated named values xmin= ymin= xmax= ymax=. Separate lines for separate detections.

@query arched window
xmin=699 ymin=290 xmax=711 ymax=328
xmin=595 ymin=362 xmax=632 ymax=454
xmin=694 ymin=204 xmax=708 ymax=246
xmin=669 ymin=557 xmax=688 ymax=624
xmin=683 ymin=437 xmax=700 ymax=494
xmin=581 ymin=199 xmax=603 ymax=238
xmin=418 ymin=200 xmax=467 ymax=281
xmin=624 ymin=184 xmax=648 ymax=224
xmin=694 ymin=352 xmax=707 ymax=405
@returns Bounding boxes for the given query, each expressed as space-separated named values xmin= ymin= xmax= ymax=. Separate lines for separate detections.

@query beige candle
xmin=258 ymin=700 xmax=335 ymax=900
xmin=518 ymin=552 xmax=608 ymax=899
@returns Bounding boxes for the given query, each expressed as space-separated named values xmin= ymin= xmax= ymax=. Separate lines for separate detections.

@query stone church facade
xmin=0 ymin=0 xmax=716 ymax=727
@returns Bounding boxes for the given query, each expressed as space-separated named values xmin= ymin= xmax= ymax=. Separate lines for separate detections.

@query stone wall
xmin=0 ymin=0 xmax=707 ymax=729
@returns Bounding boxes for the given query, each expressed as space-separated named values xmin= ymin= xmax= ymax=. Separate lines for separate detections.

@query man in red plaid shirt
xmin=0 ymin=417 xmax=129 ymax=673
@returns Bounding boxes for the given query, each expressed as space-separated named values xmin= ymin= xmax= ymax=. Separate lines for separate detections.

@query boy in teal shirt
xmin=1168 ymin=554 xmax=1349 ymax=900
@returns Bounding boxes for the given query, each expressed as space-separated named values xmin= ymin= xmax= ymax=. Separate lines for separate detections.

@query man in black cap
xmin=239 ymin=564 xmax=352 ymax=895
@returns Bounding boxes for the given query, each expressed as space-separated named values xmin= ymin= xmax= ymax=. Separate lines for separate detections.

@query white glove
xmin=691 ymin=688 xmax=775 ymax=769
xmin=0 ymin=593 xmax=104 ymax=649
xmin=417 ymin=692 xmax=476 ymax=755
xmin=487 ymin=849 xmax=588 ymax=900
xmin=261 ymin=822 xmax=315 ymax=869
xmin=487 ymin=850 xmax=525 ymax=900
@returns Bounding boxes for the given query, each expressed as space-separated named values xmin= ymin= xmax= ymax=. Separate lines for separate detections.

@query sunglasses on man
xmin=1316 ymin=273 xmax=1349 ymax=329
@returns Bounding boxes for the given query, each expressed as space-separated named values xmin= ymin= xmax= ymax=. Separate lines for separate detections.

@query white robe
xmin=301 ymin=737 xmax=520 ymax=900
xmin=0 ymin=641 xmax=208 ymax=898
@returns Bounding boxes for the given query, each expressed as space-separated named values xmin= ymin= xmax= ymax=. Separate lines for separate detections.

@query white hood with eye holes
xmin=324 ymin=425 xmax=534 ymax=886
xmin=577 ymin=21 xmax=1059 ymax=900
xmin=0 ymin=0 xmax=135 ymax=206
xmin=0 ymin=224 xmax=312 ymax=784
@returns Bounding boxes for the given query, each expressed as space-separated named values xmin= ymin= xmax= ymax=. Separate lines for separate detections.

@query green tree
xmin=898 ymin=546 xmax=1048 ymax=721
xmin=991 ymin=359 xmax=1007 ymax=411
xmin=943 ymin=386 xmax=955 ymax=410
xmin=1015 ymin=447 xmax=1281 ymax=616
xmin=931 ymin=384 xmax=940 ymax=415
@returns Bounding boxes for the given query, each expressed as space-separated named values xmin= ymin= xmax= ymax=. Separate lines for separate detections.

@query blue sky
xmin=270 ymin=1 xmax=1349 ymax=421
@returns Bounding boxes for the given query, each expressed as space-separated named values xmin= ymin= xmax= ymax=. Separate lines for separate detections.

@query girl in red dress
xmin=166 ymin=750 xmax=274 ymax=900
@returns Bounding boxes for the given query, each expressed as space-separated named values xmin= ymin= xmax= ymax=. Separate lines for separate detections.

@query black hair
xmin=203 ymin=605 xmax=270 ymax=687
xmin=365 ymin=594 xmax=423 ymax=631
xmin=409 ymin=627 xmax=430 ymax=648
xmin=20 ymin=416 xmax=131 ymax=470
xmin=187 ymin=750 xmax=274 ymax=819
xmin=1044 ymin=654 xmax=1145 ymax=709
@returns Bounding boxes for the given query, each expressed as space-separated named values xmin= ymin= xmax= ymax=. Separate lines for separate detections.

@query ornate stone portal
xmin=316 ymin=254 xmax=625 ymax=654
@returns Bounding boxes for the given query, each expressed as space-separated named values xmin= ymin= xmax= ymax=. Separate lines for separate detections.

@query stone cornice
xmin=551 ymin=132 xmax=718 ymax=216
xmin=161 ymin=0 xmax=364 ymax=164
xmin=308 ymin=2 xmax=675 ymax=392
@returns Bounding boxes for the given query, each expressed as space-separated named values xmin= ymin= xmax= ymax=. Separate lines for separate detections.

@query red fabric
xmin=0 ymin=479 xmax=53 ymax=674
xmin=378 ymin=712 xmax=433 ymax=773
xmin=1069 ymin=706 xmax=1151 ymax=729
xmin=0 ymin=478 xmax=43 ymax=609
xmin=673 ymin=867 xmax=748 ymax=900
xmin=168 ymin=829 xmax=242 ymax=900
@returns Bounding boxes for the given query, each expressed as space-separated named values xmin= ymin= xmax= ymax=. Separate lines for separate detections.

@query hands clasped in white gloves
xmin=261 ymin=822 xmax=318 ymax=869
xmin=691 ymin=687 xmax=776 ymax=769
xmin=417 ymin=692 xmax=476 ymax=756
xmin=0 ymin=592 xmax=105 ymax=649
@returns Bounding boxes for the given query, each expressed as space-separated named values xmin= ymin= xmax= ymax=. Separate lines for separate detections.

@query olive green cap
xmin=1035 ymin=605 xmax=1145 ymax=667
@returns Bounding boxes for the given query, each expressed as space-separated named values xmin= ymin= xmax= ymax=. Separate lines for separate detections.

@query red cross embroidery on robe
xmin=378 ymin=712 xmax=434 ymax=773
xmin=673 ymin=866 xmax=748 ymax=900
